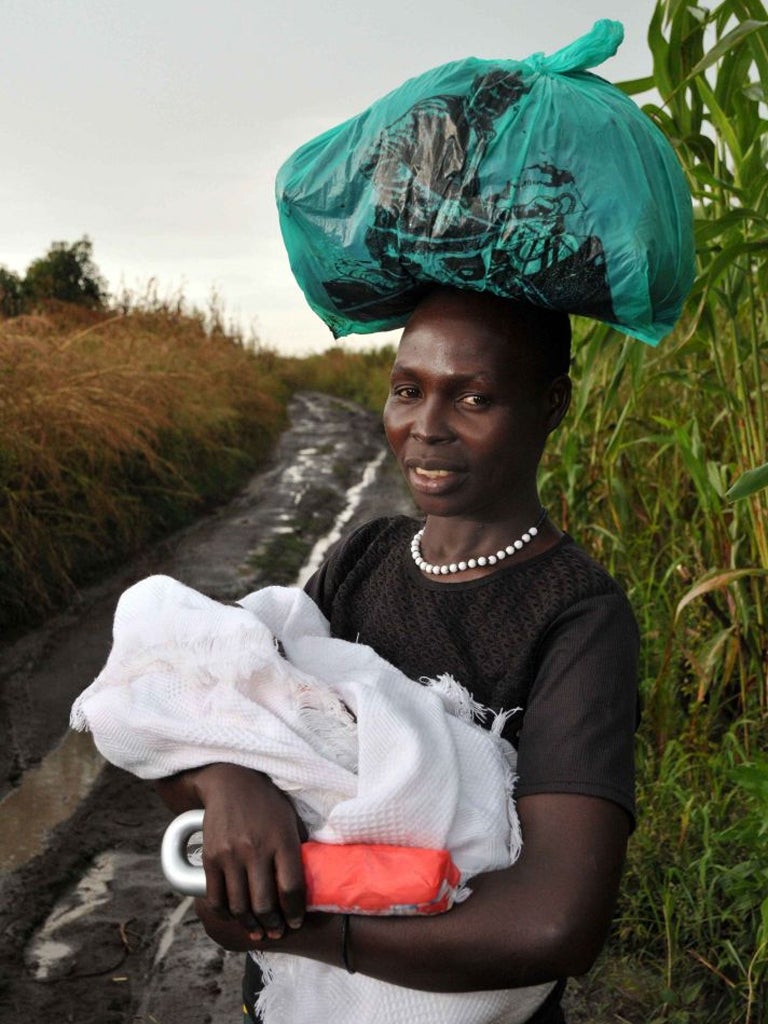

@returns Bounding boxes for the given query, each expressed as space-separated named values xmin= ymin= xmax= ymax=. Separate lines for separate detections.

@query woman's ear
xmin=544 ymin=374 xmax=572 ymax=435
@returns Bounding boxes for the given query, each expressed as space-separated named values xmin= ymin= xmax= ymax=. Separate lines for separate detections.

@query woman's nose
xmin=410 ymin=399 xmax=453 ymax=443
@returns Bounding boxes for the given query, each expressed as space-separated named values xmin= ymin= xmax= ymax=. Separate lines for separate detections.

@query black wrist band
xmin=341 ymin=913 xmax=355 ymax=974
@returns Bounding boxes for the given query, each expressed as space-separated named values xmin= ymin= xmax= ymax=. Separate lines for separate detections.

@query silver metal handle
xmin=160 ymin=808 xmax=207 ymax=896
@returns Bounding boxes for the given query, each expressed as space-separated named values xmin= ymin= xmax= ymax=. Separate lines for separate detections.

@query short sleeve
xmin=514 ymin=592 xmax=640 ymax=827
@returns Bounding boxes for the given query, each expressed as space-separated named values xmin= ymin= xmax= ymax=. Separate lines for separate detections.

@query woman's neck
xmin=415 ymin=507 xmax=562 ymax=583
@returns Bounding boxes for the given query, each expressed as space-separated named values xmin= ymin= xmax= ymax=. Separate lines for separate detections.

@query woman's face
xmin=383 ymin=293 xmax=567 ymax=523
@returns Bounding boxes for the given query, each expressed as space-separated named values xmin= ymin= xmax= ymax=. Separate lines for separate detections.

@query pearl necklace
xmin=410 ymin=508 xmax=547 ymax=576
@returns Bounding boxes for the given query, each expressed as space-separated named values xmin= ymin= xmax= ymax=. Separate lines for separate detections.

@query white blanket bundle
xmin=71 ymin=574 xmax=553 ymax=1023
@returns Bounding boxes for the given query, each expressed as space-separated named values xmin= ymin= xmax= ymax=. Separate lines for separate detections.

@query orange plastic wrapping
xmin=300 ymin=841 xmax=462 ymax=915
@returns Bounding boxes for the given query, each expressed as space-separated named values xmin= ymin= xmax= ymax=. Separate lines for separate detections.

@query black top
xmin=305 ymin=515 xmax=639 ymax=825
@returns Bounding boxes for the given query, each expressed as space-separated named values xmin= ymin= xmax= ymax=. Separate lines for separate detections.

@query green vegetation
xmin=0 ymin=1 xmax=765 ymax=1019
xmin=274 ymin=344 xmax=395 ymax=412
xmin=1 ymin=237 xmax=108 ymax=315
xmin=543 ymin=3 xmax=768 ymax=1020
xmin=0 ymin=267 xmax=25 ymax=318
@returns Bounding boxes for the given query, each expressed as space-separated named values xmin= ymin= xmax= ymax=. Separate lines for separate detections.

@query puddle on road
xmin=282 ymin=446 xmax=321 ymax=492
xmin=297 ymin=450 xmax=387 ymax=587
xmin=0 ymin=729 xmax=104 ymax=873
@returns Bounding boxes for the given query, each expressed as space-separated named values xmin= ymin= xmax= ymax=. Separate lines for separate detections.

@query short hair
xmin=410 ymin=287 xmax=572 ymax=384
xmin=506 ymin=300 xmax=572 ymax=383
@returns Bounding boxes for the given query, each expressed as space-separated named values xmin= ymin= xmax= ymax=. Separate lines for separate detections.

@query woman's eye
xmin=460 ymin=394 xmax=491 ymax=408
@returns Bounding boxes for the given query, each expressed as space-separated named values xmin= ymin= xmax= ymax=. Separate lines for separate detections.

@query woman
xmin=157 ymin=287 xmax=639 ymax=1023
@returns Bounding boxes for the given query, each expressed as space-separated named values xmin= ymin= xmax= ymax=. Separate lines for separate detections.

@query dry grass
xmin=0 ymin=302 xmax=287 ymax=631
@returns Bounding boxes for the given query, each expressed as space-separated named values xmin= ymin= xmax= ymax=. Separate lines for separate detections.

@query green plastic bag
xmin=276 ymin=20 xmax=695 ymax=345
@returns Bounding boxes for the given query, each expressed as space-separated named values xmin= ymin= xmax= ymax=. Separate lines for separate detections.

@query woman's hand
xmin=194 ymin=896 xmax=258 ymax=952
xmin=195 ymin=896 xmax=345 ymax=975
xmin=156 ymin=763 xmax=307 ymax=940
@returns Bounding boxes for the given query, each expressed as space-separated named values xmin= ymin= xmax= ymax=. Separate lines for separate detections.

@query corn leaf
xmin=676 ymin=568 xmax=768 ymax=620
xmin=726 ymin=462 xmax=768 ymax=500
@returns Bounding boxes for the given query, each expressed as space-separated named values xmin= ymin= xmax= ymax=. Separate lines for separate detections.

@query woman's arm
xmin=197 ymin=791 xmax=629 ymax=992
xmin=155 ymin=763 xmax=307 ymax=939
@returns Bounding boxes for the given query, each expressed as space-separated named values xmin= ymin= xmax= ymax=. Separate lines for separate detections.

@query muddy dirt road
xmin=0 ymin=392 xmax=416 ymax=1023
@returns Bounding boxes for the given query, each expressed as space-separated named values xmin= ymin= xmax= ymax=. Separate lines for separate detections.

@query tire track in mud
xmin=0 ymin=392 xmax=415 ymax=1024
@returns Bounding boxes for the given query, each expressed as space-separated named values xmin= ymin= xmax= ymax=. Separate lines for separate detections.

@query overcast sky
xmin=3 ymin=0 xmax=657 ymax=354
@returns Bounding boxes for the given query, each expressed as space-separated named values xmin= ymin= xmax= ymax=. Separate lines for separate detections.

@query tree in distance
xmin=23 ymin=236 xmax=108 ymax=309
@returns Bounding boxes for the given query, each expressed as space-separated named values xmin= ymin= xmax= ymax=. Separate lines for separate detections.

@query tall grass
xmin=273 ymin=344 xmax=396 ymax=412
xmin=536 ymin=2 xmax=768 ymax=1019
xmin=0 ymin=302 xmax=288 ymax=632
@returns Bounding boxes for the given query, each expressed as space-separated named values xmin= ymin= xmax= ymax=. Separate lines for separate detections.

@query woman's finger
xmin=246 ymin=862 xmax=285 ymax=939
xmin=275 ymin=846 xmax=307 ymax=930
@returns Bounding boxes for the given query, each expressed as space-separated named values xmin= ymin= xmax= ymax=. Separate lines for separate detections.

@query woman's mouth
xmin=408 ymin=465 xmax=465 ymax=495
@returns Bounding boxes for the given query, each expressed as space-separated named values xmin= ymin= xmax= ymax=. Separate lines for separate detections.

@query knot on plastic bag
xmin=526 ymin=19 xmax=624 ymax=75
